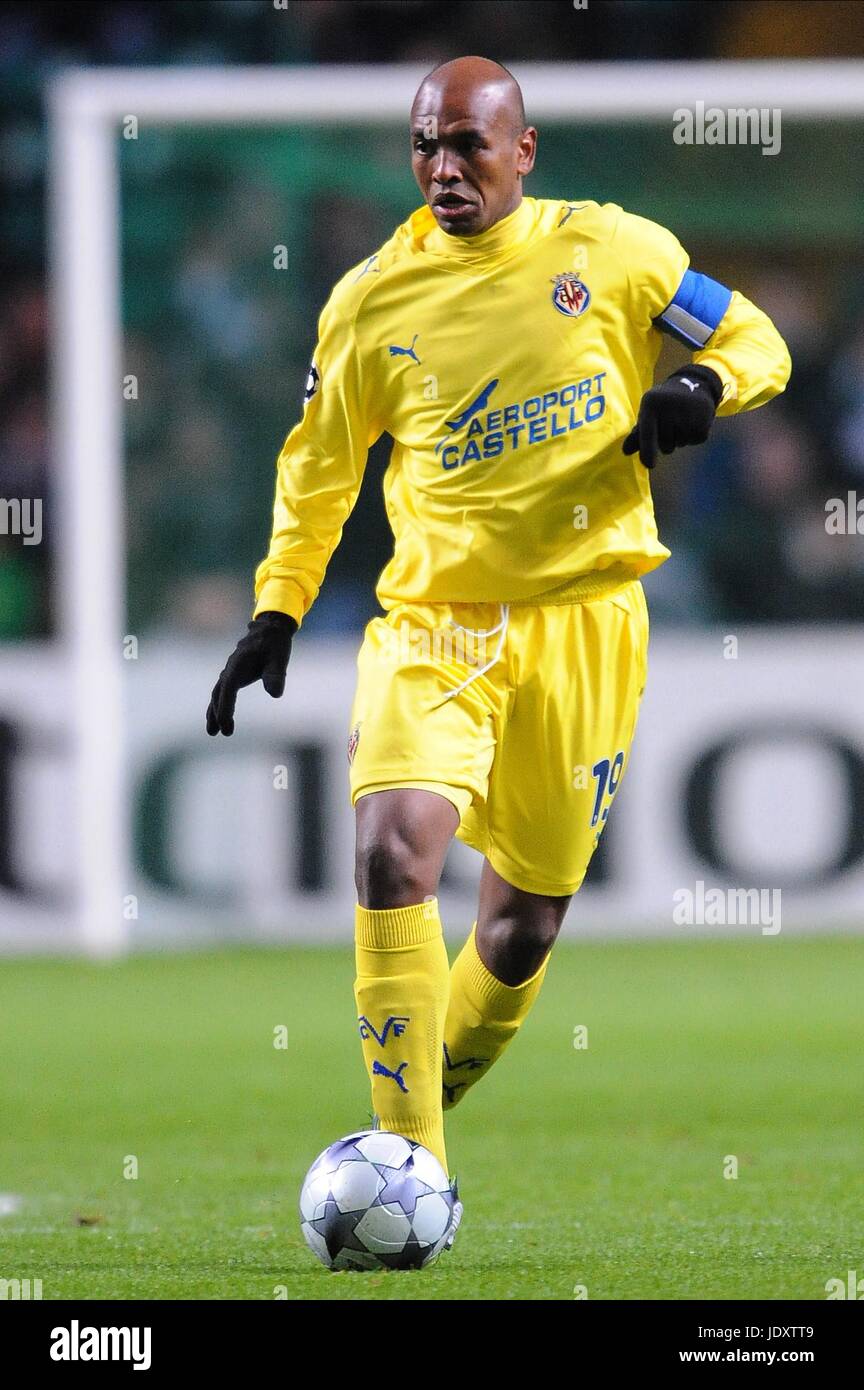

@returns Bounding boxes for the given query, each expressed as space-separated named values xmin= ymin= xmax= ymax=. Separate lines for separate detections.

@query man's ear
xmin=517 ymin=127 xmax=537 ymax=177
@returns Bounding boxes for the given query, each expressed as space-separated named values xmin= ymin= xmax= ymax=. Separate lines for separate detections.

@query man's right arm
xmin=253 ymin=287 xmax=380 ymax=625
xmin=206 ymin=280 xmax=380 ymax=736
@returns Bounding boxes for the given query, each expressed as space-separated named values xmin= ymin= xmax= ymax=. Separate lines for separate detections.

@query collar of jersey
xmin=411 ymin=197 xmax=538 ymax=268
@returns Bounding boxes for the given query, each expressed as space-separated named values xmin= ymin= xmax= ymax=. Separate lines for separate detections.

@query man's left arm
xmin=624 ymin=268 xmax=792 ymax=469
xmin=687 ymin=283 xmax=793 ymax=416
xmin=610 ymin=205 xmax=793 ymax=468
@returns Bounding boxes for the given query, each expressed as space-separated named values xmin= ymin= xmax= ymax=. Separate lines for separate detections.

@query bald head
xmin=413 ymin=56 xmax=526 ymax=137
xmin=410 ymin=55 xmax=536 ymax=236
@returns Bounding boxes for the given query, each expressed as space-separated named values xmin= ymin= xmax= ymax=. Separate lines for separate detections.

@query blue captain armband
xmin=654 ymin=269 xmax=733 ymax=349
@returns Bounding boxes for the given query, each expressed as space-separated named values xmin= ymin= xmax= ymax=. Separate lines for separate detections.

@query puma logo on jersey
xmin=388 ymin=334 xmax=420 ymax=364
xmin=557 ymin=203 xmax=587 ymax=227
xmin=354 ymin=254 xmax=380 ymax=282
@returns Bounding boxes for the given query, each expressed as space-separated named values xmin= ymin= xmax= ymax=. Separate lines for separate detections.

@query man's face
xmin=411 ymin=86 xmax=536 ymax=237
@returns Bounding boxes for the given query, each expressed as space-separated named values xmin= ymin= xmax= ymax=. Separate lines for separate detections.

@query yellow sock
xmin=354 ymin=899 xmax=450 ymax=1172
xmin=443 ymin=923 xmax=550 ymax=1109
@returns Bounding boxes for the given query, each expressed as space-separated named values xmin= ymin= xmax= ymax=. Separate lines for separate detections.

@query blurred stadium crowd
xmin=2 ymin=0 xmax=864 ymax=638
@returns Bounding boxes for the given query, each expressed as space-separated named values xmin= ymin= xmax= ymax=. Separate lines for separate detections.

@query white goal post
xmin=48 ymin=59 xmax=864 ymax=955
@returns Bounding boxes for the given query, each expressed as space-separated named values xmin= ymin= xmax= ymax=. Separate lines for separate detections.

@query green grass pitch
xmin=0 ymin=936 xmax=861 ymax=1300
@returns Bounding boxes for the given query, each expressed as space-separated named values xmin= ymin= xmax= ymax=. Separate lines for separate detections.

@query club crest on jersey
xmin=551 ymin=273 xmax=591 ymax=318
xmin=347 ymin=721 xmax=361 ymax=764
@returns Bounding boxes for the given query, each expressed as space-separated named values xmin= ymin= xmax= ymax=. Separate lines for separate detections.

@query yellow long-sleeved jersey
xmin=254 ymin=197 xmax=791 ymax=623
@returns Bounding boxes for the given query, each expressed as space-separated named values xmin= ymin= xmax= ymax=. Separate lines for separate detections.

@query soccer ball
xmin=299 ymin=1129 xmax=457 ymax=1271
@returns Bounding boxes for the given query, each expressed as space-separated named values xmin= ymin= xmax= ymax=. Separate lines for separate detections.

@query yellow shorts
xmin=347 ymin=580 xmax=649 ymax=896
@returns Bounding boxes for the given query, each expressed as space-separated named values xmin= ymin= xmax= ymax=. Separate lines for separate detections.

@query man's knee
xmin=355 ymin=829 xmax=433 ymax=907
xmin=486 ymin=908 xmax=560 ymax=956
xmin=354 ymin=790 xmax=458 ymax=909
xmin=477 ymin=878 xmax=571 ymax=985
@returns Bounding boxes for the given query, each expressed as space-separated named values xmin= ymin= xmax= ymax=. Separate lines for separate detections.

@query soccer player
xmin=207 ymin=57 xmax=790 ymax=1235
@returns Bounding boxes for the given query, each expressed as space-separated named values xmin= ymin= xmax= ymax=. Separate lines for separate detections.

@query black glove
xmin=206 ymin=611 xmax=297 ymax=737
xmin=622 ymin=365 xmax=723 ymax=469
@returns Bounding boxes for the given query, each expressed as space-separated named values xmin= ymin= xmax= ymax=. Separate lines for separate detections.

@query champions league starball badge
xmin=304 ymin=361 xmax=320 ymax=403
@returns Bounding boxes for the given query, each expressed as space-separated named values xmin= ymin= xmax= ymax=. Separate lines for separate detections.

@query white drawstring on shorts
xmin=440 ymin=602 xmax=510 ymax=701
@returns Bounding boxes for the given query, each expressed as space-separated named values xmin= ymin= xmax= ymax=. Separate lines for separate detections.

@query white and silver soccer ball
xmin=299 ymin=1129 xmax=456 ymax=1271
